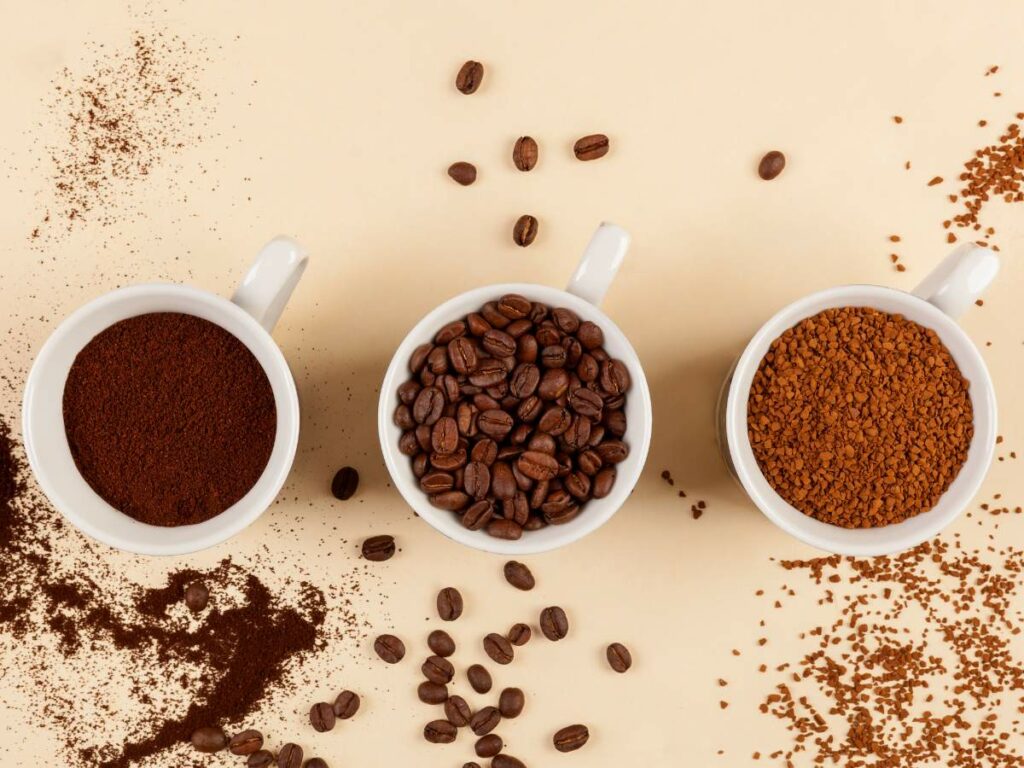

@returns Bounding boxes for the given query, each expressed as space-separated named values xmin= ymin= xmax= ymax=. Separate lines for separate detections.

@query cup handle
xmin=231 ymin=236 xmax=309 ymax=332
xmin=911 ymin=243 xmax=1000 ymax=319
xmin=565 ymin=223 xmax=631 ymax=306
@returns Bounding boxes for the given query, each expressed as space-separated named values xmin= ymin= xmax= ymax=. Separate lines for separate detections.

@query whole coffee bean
xmin=592 ymin=467 xmax=616 ymax=498
xmin=437 ymin=587 xmax=464 ymax=621
xmin=330 ymin=466 xmax=359 ymax=500
xmin=481 ymin=302 xmax=511 ymax=328
xmin=398 ymin=379 xmax=421 ymax=403
xmin=513 ymin=215 xmax=538 ymax=247
xmin=410 ymin=343 xmax=433 ymax=373
xmin=482 ymin=329 xmax=516 ymax=358
xmin=492 ymin=756 xmax=526 ymax=768
xmin=475 ymin=733 xmax=503 ymax=758
xmin=418 ymin=680 xmax=449 ymax=704
xmin=551 ymin=307 xmax=580 ymax=334
xmin=191 ymin=726 xmax=226 ymax=753
xmin=553 ymin=724 xmax=590 ymax=752
xmin=576 ymin=320 xmax=604 ymax=349
xmin=435 ymin=320 xmax=467 ymax=344
xmin=540 ymin=345 xmax=567 ymax=368
xmin=394 ymin=404 xmax=415 ymax=429
xmin=247 ymin=751 xmax=274 ymax=768
xmin=464 ymin=461 xmax=492 ymax=499
xmin=503 ymin=561 xmax=535 ymax=590
xmin=448 ymin=161 xmax=477 ymax=186
xmin=445 ymin=695 xmax=472 ymax=727
xmin=421 ymin=471 xmax=455 ymax=494
xmin=604 ymin=409 xmax=627 ymax=437
xmin=513 ymin=136 xmax=538 ymax=171
xmin=374 ymin=633 xmax=406 ymax=663
xmin=456 ymin=60 xmax=484 ymax=94
xmin=477 ymin=409 xmax=514 ymax=440
xmin=599 ymin=359 xmax=631 ymax=395
xmin=305 ymin=759 xmax=329 ymax=768
xmin=606 ymin=642 xmax=633 ymax=673
xmin=428 ymin=629 xmax=456 ymax=657
xmin=229 ymin=730 xmax=264 ymax=756
xmin=573 ymin=133 xmax=609 ymax=161
xmin=430 ymin=490 xmax=471 ymax=511
xmin=487 ymin=518 xmax=523 ymax=540
xmin=758 ymin=149 xmax=786 ymax=180
xmin=497 ymin=294 xmax=532 ymax=319
xmin=596 ymin=440 xmax=629 ymax=464
xmin=516 ymin=451 xmax=559 ymax=481
xmin=413 ymin=386 xmax=445 ymax=425
xmin=483 ymin=632 xmax=514 ymax=665
xmin=184 ymin=581 xmax=209 ymax=612
xmin=424 ymin=719 xmax=458 ymax=744
xmin=540 ymin=606 xmax=569 ymax=640
xmin=508 ymin=623 xmax=531 ymax=645
xmin=362 ymin=535 xmax=396 ymax=562
xmin=464 ymin=763 xmax=481 ymax=768
xmin=431 ymin=417 xmax=459 ymax=455
xmin=310 ymin=701 xmax=336 ymax=732
xmin=431 ymin=449 xmax=468 ymax=472
xmin=538 ymin=369 xmax=569 ymax=401
xmin=537 ymin=407 xmax=570 ymax=435
xmin=278 ymin=743 xmax=303 ymax=768
xmin=423 ymin=654 xmax=456 ymax=684
xmin=498 ymin=687 xmax=525 ymax=718
xmin=517 ymin=333 xmax=538 ymax=362
xmin=508 ymin=363 xmax=540 ymax=399
xmin=333 ymin=690 xmax=361 ymax=719
xmin=470 ymin=706 xmax=501 ymax=736
xmin=462 ymin=499 xmax=494 ymax=530
xmin=565 ymin=471 xmax=591 ymax=501
xmin=467 ymin=663 xmax=493 ymax=693
xmin=569 ymin=387 xmax=603 ymax=419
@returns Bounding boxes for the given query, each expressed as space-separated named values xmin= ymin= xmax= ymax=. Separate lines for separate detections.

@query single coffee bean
xmin=413 ymin=386 xmax=445 ymax=425
xmin=418 ymin=680 xmax=449 ymax=704
xmin=512 ymin=136 xmax=538 ymax=171
xmin=437 ymin=587 xmax=464 ymax=621
xmin=229 ymin=730 xmax=264 ymax=756
xmin=592 ymin=466 xmax=616 ymax=498
xmin=464 ymin=763 xmax=482 ymax=768
xmin=191 ymin=726 xmax=226 ymax=753
xmin=596 ymin=440 xmax=629 ymax=464
xmin=565 ymin=471 xmax=591 ymax=501
xmin=483 ymin=632 xmax=514 ymax=665
xmin=758 ymin=150 xmax=786 ymax=180
xmin=330 ymin=466 xmax=359 ymax=500
xmin=606 ymin=642 xmax=633 ymax=673
xmin=456 ymin=60 xmax=484 ymax=94
xmin=482 ymin=329 xmax=516 ymax=358
xmin=475 ymin=733 xmax=503 ymax=758
xmin=507 ymin=622 xmax=531 ymax=645
xmin=398 ymin=379 xmax=421 ymax=403
xmin=421 ymin=471 xmax=455 ymax=494
xmin=278 ymin=743 xmax=303 ymax=768
xmin=470 ymin=706 xmax=501 ymax=736
xmin=431 ymin=417 xmax=459 ymax=455
xmin=498 ymin=687 xmax=525 ymax=718
xmin=573 ymin=133 xmax=609 ymax=161
xmin=481 ymin=302 xmax=511 ymax=328
xmin=604 ymin=409 xmax=627 ymax=437
xmin=445 ymin=695 xmax=473 ymax=727
xmin=309 ymin=701 xmax=336 ymax=732
xmin=428 ymin=629 xmax=456 ymax=657
xmin=538 ymin=369 xmax=570 ymax=401
xmin=362 ymin=535 xmax=396 ymax=562
xmin=431 ymin=449 xmax=468 ymax=472
xmin=513 ymin=215 xmax=538 ymax=247
xmin=576 ymin=320 xmax=604 ymax=349
xmin=423 ymin=654 xmax=456 ymax=684
xmin=247 ymin=750 xmax=274 ymax=768
xmin=503 ymin=561 xmax=535 ymax=590
xmin=304 ymin=759 xmax=329 ymax=768
xmin=497 ymin=294 xmax=532 ymax=319
xmin=537 ymin=406 xmax=571 ymax=435
xmin=478 ymin=409 xmax=514 ymax=440
xmin=467 ymin=663 xmax=493 ymax=693
xmin=599 ymin=359 xmax=631 ymax=395
xmin=184 ymin=581 xmax=209 ymax=612
xmin=430 ymin=490 xmax=471 ymax=511
xmin=553 ymin=724 xmax=590 ymax=752
xmin=516 ymin=451 xmax=559 ymax=481
xmin=374 ymin=633 xmax=406 ymax=663
xmin=333 ymin=690 xmax=360 ymax=719
xmin=462 ymin=499 xmax=494 ymax=530
xmin=435 ymin=320 xmax=467 ymax=344
xmin=463 ymin=461 xmax=492 ymax=499
xmin=492 ymin=756 xmax=526 ymax=768
xmin=424 ymin=719 xmax=458 ymax=744
xmin=448 ymin=161 xmax=477 ymax=186
xmin=394 ymin=404 xmax=415 ymax=429
xmin=540 ymin=606 xmax=569 ymax=640
xmin=487 ymin=518 xmax=523 ymax=540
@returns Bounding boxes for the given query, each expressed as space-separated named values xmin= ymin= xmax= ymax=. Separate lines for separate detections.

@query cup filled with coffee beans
xmin=378 ymin=223 xmax=652 ymax=554
xmin=719 ymin=243 xmax=1000 ymax=556
xmin=23 ymin=237 xmax=308 ymax=556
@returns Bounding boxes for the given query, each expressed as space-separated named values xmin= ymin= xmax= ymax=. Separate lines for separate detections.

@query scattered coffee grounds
xmin=948 ymin=113 xmax=1024 ymax=236
xmin=758 ymin=150 xmax=786 ymax=180
xmin=394 ymin=294 xmax=632 ymax=539
xmin=748 ymin=307 xmax=973 ymax=528
xmin=573 ymin=134 xmax=610 ymax=161
xmin=63 ymin=312 xmax=277 ymax=526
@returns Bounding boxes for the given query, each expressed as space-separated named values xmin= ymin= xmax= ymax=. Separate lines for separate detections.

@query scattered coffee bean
xmin=513 ymin=136 xmax=538 ymax=171
xmin=492 ymin=755 xmax=526 ymax=768
xmin=331 ymin=466 xmax=359 ymax=500
xmin=463 ymin=764 xmax=482 ymax=768
xmin=483 ymin=632 xmax=514 ymax=665
xmin=184 ymin=581 xmax=209 ymax=612
xmin=309 ymin=701 xmax=336 ymax=732
xmin=304 ymin=759 xmax=328 ymax=768
xmin=498 ymin=687 xmax=525 ymax=718
xmin=553 ymin=724 xmax=590 ymax=752
xmin=448 ymin=162 xmax=477 ymax=186
xmin=456 ymin=60 xmax=484 ymax=94
xmin=428 ymin=628 xmax=456 ymax=657
xmin=513 ymin=215 xmax=538 ymax=247
xmin=418 ymin=680 xmax=449 ymax=704
xmin=573 ymin=133 xmax=609 ymax=161
xmin=445 ymin=695 xmax=473 ymax=727
xmin=424 ymin=719 xmax=458 ymax=744
xmin=475 ymin=734 xmax=503 ymax=758
xmin=423 ymin=654 xmax=456 ymax=684
xmin=247 ymin=751 xmax=274 ymax=768
xmin=191 ymin=726 xmax=226 ymax=753
xmin=229 ymin=729 xmax=264 ymax=756
xmin=278 ymin=743 xmax=303 ymax=768
xmin=470 ymin=706 xmax=501 ymax=736
xmin=606 ymin=642 xmax=632 ymax=673
xmin=758 ymin=150 xmax=786 ymax=180
xmin=437 ymin=587 xmax=464 ymax=620
xmin=333 ymin=690 xmax=360 ymax=719
xmin=502 ymin=560 xmax=535 ymax=590
xmin=374 ymin=633 xmax=406 ymax=663
xmin=467 ymin=663 xmax=493 ymax=693
xmin=362 ymin=535 xmax=396 ymax=561
xmin=507 ymin=623 xmax=531 ymax=646
xmin=540 ymin=606 xmax=569 ymax=640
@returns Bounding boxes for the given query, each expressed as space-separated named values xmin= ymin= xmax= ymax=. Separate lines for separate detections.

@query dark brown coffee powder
xmin=63 ymin=312 xmax=277 ymax=526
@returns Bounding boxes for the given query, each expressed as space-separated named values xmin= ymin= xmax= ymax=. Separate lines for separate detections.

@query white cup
xmin=22 ymin=237 xmax=308 ymax=556
xmin=718 ymin=244 xmax=1000 ymax=556
xmin=378 ymin=223 xmax=652 ymax=555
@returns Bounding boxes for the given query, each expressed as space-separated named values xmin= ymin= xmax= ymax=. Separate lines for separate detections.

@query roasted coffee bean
xmin=374 ymin=633 xmax=406 ymax=663
xmin=421 ymin=471 xmax=455 ymax=494
xmin=527 ymin=432 xmax=556 ymax=455
xmin=331 ymin=466 xmax=359 ymax=500
xmin=496 ymin=294 xmax=532 ymax=319
xmin=512 ymin=135 xmax=538 ymax=171
xmin=427 ymin=346 xmax=449 ymax=374
xmin=448 ymin=161 xmax=477 ymax=186
xmin=596 ymin=440 xmax=629 ymax=464
xmin=463 ymin=763 xmax=481 ymax=768
xmin=469 ymin=360 xmax=508 ymax=388
xmin=411 ymin=453 xmax=427 ymax=478
xmin=606 ymin=642 xmax=633 ymax=672
xmin=553 ymin=724 xmax=589 ymax=752
xmin=471 ymin=438 xmax=498 ymax=465
xmin=305 ymin=759 xmax=328 ymax=768
xmin=561 ymin=417 xmax=592 ymax=451
xmin=310 ymin=702 xmax=336 ymax=732
xmin=191 ymin=726 xmax=226 ymax=753
xmin=431 ymin=449 xmax=468 ymax=471
xmin=528 ymin=480 xmax=549 ymax=509
xmin=515 ymin=451 xmax=558 ymax=481
xmin=513 ymin=215 xmax=538 ymax=247
xmin=565 ymin=471 xmax=591 ymax=501
xmin=503 ymin=560 xmax=535 ymax=590
xmin=422 ymin=654 xmax=456 ymax=685
xmin=447 ymin=337 xmax=478 ymax=376
xmin=462 ymin=460 xmax=491 ymax=499
xmin=509 ymin=424 xmax=532 ymax=447
xmin=517 ymin=333 xmax=539 ymax=362
xmin=540 ymin=606 xmax=569 ymax=640
xmin=437 ymin=587 xmax=464 ymax=621
xmin=410 ymin=343 xmax=433 ymax=374
xmin=362 ymin=535 xmax=396 ymax=562
xmin=424 ymin=719 xmax=458 ymax=744
xmin=569 ymin=387 xmax=603 ymax=419
xmin=462 ymin=499 xmax=494 ymax=530
xmin=508 ymin=623 xmax=532 ymax=646
xmin=467 ymin=663 xmax=493 ymax=693
xmin=599 ymin=359 xmax=631 ymax=395
xmin=490 ymin=461 xmax=516 ymax=500
xmin=498 ymin=687 xmax=525 ymax=718
xmin=470 ymin=706 xmax=501 ymax=736
xmin=184 ymin=581 xmax=209 ymax=612
xmin=482 ymin=329 xmax=516 ymax=358
xmin=415 ymin=425 xmax=433 ymax=452
xmin=445 ymin=695 xmax=473 ymax=727
xmin=758 ymin=149 xmax=786 ymax=180
xmin=394 ymin=404 xmax=415 ymax=429
xmin=229 ymin=730 xmax=264 ymax=756
xmin=516 ymin=395 xmax=543 ymax=422
xmin=247 ymin=751 xmax=274 ymax=768
xmin=483 ymin=633 xmax=514 ymax=665
xmin=509 ymin=363 xmax=540 ymax=398
xmin=537 ymin=406 xmax=571 ymax=435
xmin=604 ymin=409 xmax=627 ymax=437
xmin=432 ymin=417 xmax=459 ymax=455
xmin=435 ymin=320 xmax=467 ymax=344
xmin=535 ymin=323 xmax=561 ymax=347
xmin=592 ymin=467 xmax=616 ymax=498
xmin=428 ymin=629 xmax=456 ymax=657
xmin=577 ymin=353 xmax=599 ymax=382
xmin=278 ymin=743 xmax=303 ymax=768
xmin=577 ymin=320 xmax=604 ymax=349
xmin=333 ymin=690 xmax=360 ymax=719
xmin=399 ymin=431 xmax=419 ymax=456
xmin=456 ymin=60 xmax=484 ymax=94
xmin=398 ymin=380 xmax=421 ymax=404
xmin=537 ymin=369 xmax=569 ymax=401
xmin=430 ymin=490 xmax=471 ymax=511
xmin=492 ymin=756 xmax=526 ymax=768
xmin=573 ymin=133 xmax=609 ymax=161
xmin=503 ymin=492 xmax=529 ymax=525
xmin=540 ymin=345 xmax=567 ymax=368
xmin=505 ymin=318 xmax=532 ymax=338
xmin=481 ymin=302 xmax=511 ymax=328
xmin=551 ymin=307 xmax=580 ymax=334
xmin=466 ymin=313 xmax=491 ymax=336
xmin=562 ymin=336 xmax=583 ymax=367
xmin=413 ymin=386 xmax=445 ymax=425
xmin=418 ymin=680 xmax=449 ymax=704
xmin=438 ymin=374 xmax=461 ymax=404
xmin=475 ymin=733 xmax=503 ymax=758
xmin=488 ymin=518 xmax=523 ymax=540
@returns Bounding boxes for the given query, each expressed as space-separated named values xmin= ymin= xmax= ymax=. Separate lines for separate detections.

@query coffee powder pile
xmin=748 ymin=307 xmax=973 ymax=528
xmin=64 ymin=312 xmax=276 ymax=526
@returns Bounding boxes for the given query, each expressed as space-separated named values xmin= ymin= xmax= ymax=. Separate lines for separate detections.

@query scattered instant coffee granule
xmin=748 ymin=307 xmax=973 ymax=528
xmin=947 ymin=113 xmax=1024 ymax=237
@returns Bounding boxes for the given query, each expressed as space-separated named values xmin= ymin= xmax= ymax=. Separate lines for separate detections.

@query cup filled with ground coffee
xmin=719 ymin=243 xmax=999 ymax=556
xmin=23 ymin=237 xmax=307 ymax=555
xmin=378 ymin=223 xmax=652 ymax=554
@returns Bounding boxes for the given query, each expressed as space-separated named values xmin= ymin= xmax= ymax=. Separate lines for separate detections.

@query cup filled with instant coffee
xmin=378 ymin=223 xmax=652 ymax=554
xmin=718 ymin=243 xmax=1000 ymax=556
xmin=23 ymin=237 xmax=308 ymax=555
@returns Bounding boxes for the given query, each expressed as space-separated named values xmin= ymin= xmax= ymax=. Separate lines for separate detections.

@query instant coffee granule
xmin=748 ymin=307 xmax=973 ymax=528
xmin=947 ymin=112 xmax=1024 ymax=237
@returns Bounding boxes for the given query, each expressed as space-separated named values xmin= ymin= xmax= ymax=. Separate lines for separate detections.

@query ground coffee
xmin=63 ymin=312 xmax=277 ymax=526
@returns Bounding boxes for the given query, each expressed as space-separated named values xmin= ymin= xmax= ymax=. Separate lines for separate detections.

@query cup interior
xmin=378 ymin=283 xmax=653 ymax=555
xmin=726 ymin=285 xmax=997 ymax=556
xmin=23 ymin=284 xmax=300 ymax=556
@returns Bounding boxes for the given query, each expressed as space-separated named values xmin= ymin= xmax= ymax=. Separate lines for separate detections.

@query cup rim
xmin=22 ymin=282 xmax=301 ymax=556
xmin=725 ymin=284 xmax=997 ymax=556
xmin=378 ymin=282 xmax=652 ymax=555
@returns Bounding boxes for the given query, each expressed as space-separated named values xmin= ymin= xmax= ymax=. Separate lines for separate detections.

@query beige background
xmin=1 ymin=0 xmax=1023 ymax=765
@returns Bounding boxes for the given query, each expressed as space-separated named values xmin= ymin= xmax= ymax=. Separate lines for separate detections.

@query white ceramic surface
xmin=378 ymin=223 xmax=652 ymax=555
xmin=22 ymin=237 xmax=308 ymax=556
xmin=722 ymin=244 xmax=1000 ymax=556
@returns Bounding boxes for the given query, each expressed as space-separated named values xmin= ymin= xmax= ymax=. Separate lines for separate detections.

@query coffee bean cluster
xmin=394 ymin=295 xmax=631 ymax=539
xmin=190 ymin=725 xmax=335 ymax=768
